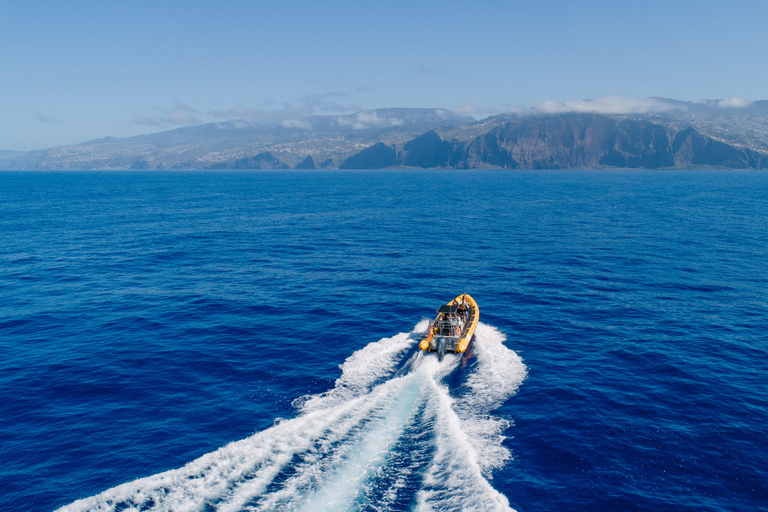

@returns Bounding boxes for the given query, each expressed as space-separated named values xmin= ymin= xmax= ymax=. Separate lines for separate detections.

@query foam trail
xmin=58 ymin=321 xmax=527 ymax=512
xmin=455 ymin=323 xmax=529 ymax=473
xmin=246 ymin=372 xmax=423 ymax=511
xmin=58 ymin=323 xmax=423 ymax=512
xmin=294 ymin=375 xmax=422 ymax=511
xmin=415 ymin=324 xmax=526 ymax=511
xmin=296 ymin=321 xmax=428 ymax=413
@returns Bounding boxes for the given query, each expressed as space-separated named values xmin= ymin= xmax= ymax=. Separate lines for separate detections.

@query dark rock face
xmin=205 ymin=114 xmax=767 ymax=171
xmin=209 ymin=152 xmax=289 ymax=169
xmin=294 ymin=156 xmax=316 ymax=169
xmin=463 ymin=114 xmax=768 ymax=169
xmin=461 ymin=114 xmax=654 ymax=169
xmin=6 ymin=102 xmax=768 ymax=170
xmin=340 ymin=142 xmax=396 ymax=169
xmin=672 ymin=127 xmax=767 ymax=169
xmin=400 ymin=130 xmax=454 ymax=168
xmin=340 ymin=113 xmax=768 ymax=170
xmin=600 ymin=119 xmax=675 ymax=169
xmin=319 ymin=158 xmax=336 ymax=169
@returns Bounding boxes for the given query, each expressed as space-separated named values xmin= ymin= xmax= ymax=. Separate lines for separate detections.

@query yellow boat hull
xmin=419 ymin=293 xmax=479 ymax=354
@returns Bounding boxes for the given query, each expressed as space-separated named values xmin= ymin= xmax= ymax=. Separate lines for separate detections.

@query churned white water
xmin=58 ymin=322 xmax=527 ymax=512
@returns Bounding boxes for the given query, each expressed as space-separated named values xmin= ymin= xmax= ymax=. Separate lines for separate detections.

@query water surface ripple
xmin=1 ymin=170 xmax=766 ymax=511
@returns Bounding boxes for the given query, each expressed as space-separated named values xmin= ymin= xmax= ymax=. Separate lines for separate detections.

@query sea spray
xmin=58 ymin=322 xmax=526 ymax=512
xmin=415 ymin=323 xmax=527 ymax=512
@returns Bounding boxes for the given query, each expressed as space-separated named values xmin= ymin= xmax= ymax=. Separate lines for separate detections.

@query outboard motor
xmin=436 ymin=337 xmax=447 ymax=362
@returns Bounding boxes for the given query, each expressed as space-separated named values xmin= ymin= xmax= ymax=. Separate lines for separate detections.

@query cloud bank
xmin=451 ymin=96 xmax=690 ymax=120
xmin=531 ymin=96 xmax=677 ymax=115
xmin=454 ymin=95 xmax=759 ymax=120
xmin=135 ymin=101 xmax=201 ymax=126
xmin=211 ymin=92 xmax=359 ymax=128
xmin=336 ymin=111 xmax=404 ymax=130
xmin=211 ymin=104 xmax=311 ymax=125
xmin=281 ymin=119 xmax=312 ymax=129
xmin=452 ymin=104 xmax=501 ymax=117
xmin=302 ymin=92 xmax=360 ymax=113
xmin=130 ymin=94 xmax=757 ymax=134
xmin=716 ymin=97 xmax=752 ymax=108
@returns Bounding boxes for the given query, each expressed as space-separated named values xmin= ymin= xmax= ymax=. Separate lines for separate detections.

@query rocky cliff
xmin=5 ymin=105 xmax=768 ymax=170
xmin=336 ymin=114 xmax=767 ymax=170
xmin=339 ymin=142 xmax=397 ymax=169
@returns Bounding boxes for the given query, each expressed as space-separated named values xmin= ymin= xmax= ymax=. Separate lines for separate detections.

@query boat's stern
xmin=433 ymin=335 xmax=459 ymax=361
xmin=420 ymin=293 xmax=479 ymax=357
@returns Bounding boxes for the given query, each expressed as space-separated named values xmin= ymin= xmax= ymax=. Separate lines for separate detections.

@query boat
xmin=419 ymin=293 xmax=479 ymax=360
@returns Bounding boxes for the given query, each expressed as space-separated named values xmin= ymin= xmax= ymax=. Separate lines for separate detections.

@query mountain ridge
xmin=208 ymin=114 xmax=768 ymax=170
xmin=323 ymin=114 xmax=766 ymax=170
xmin=4 ymin=100 xmax=768 ymax=170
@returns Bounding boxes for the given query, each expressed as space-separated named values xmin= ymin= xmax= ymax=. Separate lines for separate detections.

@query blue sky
xmin=2 ymin=0 xmax=767 ymax=150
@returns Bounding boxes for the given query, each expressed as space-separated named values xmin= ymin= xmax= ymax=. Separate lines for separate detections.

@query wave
xmin=58 ymin=322 xmax=527 ymax=512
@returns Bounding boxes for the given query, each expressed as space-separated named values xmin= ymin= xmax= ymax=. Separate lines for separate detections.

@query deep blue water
xmin=1 ymin=170 xmax=767 ymax=512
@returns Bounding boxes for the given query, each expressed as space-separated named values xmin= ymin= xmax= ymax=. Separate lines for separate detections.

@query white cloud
xmin=452 ymin=104 xmax=501 ymax=117
xmin=211 ymin=92 xmax=358 ymax=126
xmin=212 ymin=104 xmax=311 ymax=124
xmin=302 ymin=92 xmax=358 ymax=113
xmin=135 ymin=101 xmax=201 ymax=126
xmin=453 ymin=104 xmax=480 ymax=115
xmin=162 ymin=103 xmax=200 ymax=125
xmin=281 ymin=119 xmax=311 ymax=129
xmin=531 ymin=96 xmax=677 ymax=115
xmin=717 ymin=97 xmax=752 ymax=108
xmin=337 ymin=111 xmax=404 ymax=130
xmin=211 ymin=119 xmax=252 ymax=130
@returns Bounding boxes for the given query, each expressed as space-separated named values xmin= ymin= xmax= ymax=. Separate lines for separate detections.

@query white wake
xmin=58 ymin=321 xmax=527 ymax=512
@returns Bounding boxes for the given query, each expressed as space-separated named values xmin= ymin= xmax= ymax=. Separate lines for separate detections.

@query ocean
xmin=1 ymin=170 xmax=766 ymax=512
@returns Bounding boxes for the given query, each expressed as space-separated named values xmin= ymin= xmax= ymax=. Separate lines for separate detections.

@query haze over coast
xmin=3 ymin=97 xmax=768 ymax=170
xmin=3 ymin=1 xmax=767 ymax=162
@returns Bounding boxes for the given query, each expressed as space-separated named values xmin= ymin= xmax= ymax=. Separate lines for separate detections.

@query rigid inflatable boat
xmin=419 ymin=294 xmax=479 ymax=360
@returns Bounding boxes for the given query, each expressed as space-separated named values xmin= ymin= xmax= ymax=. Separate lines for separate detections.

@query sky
xmin=2 ymin=0 xmax=767 ymax=151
